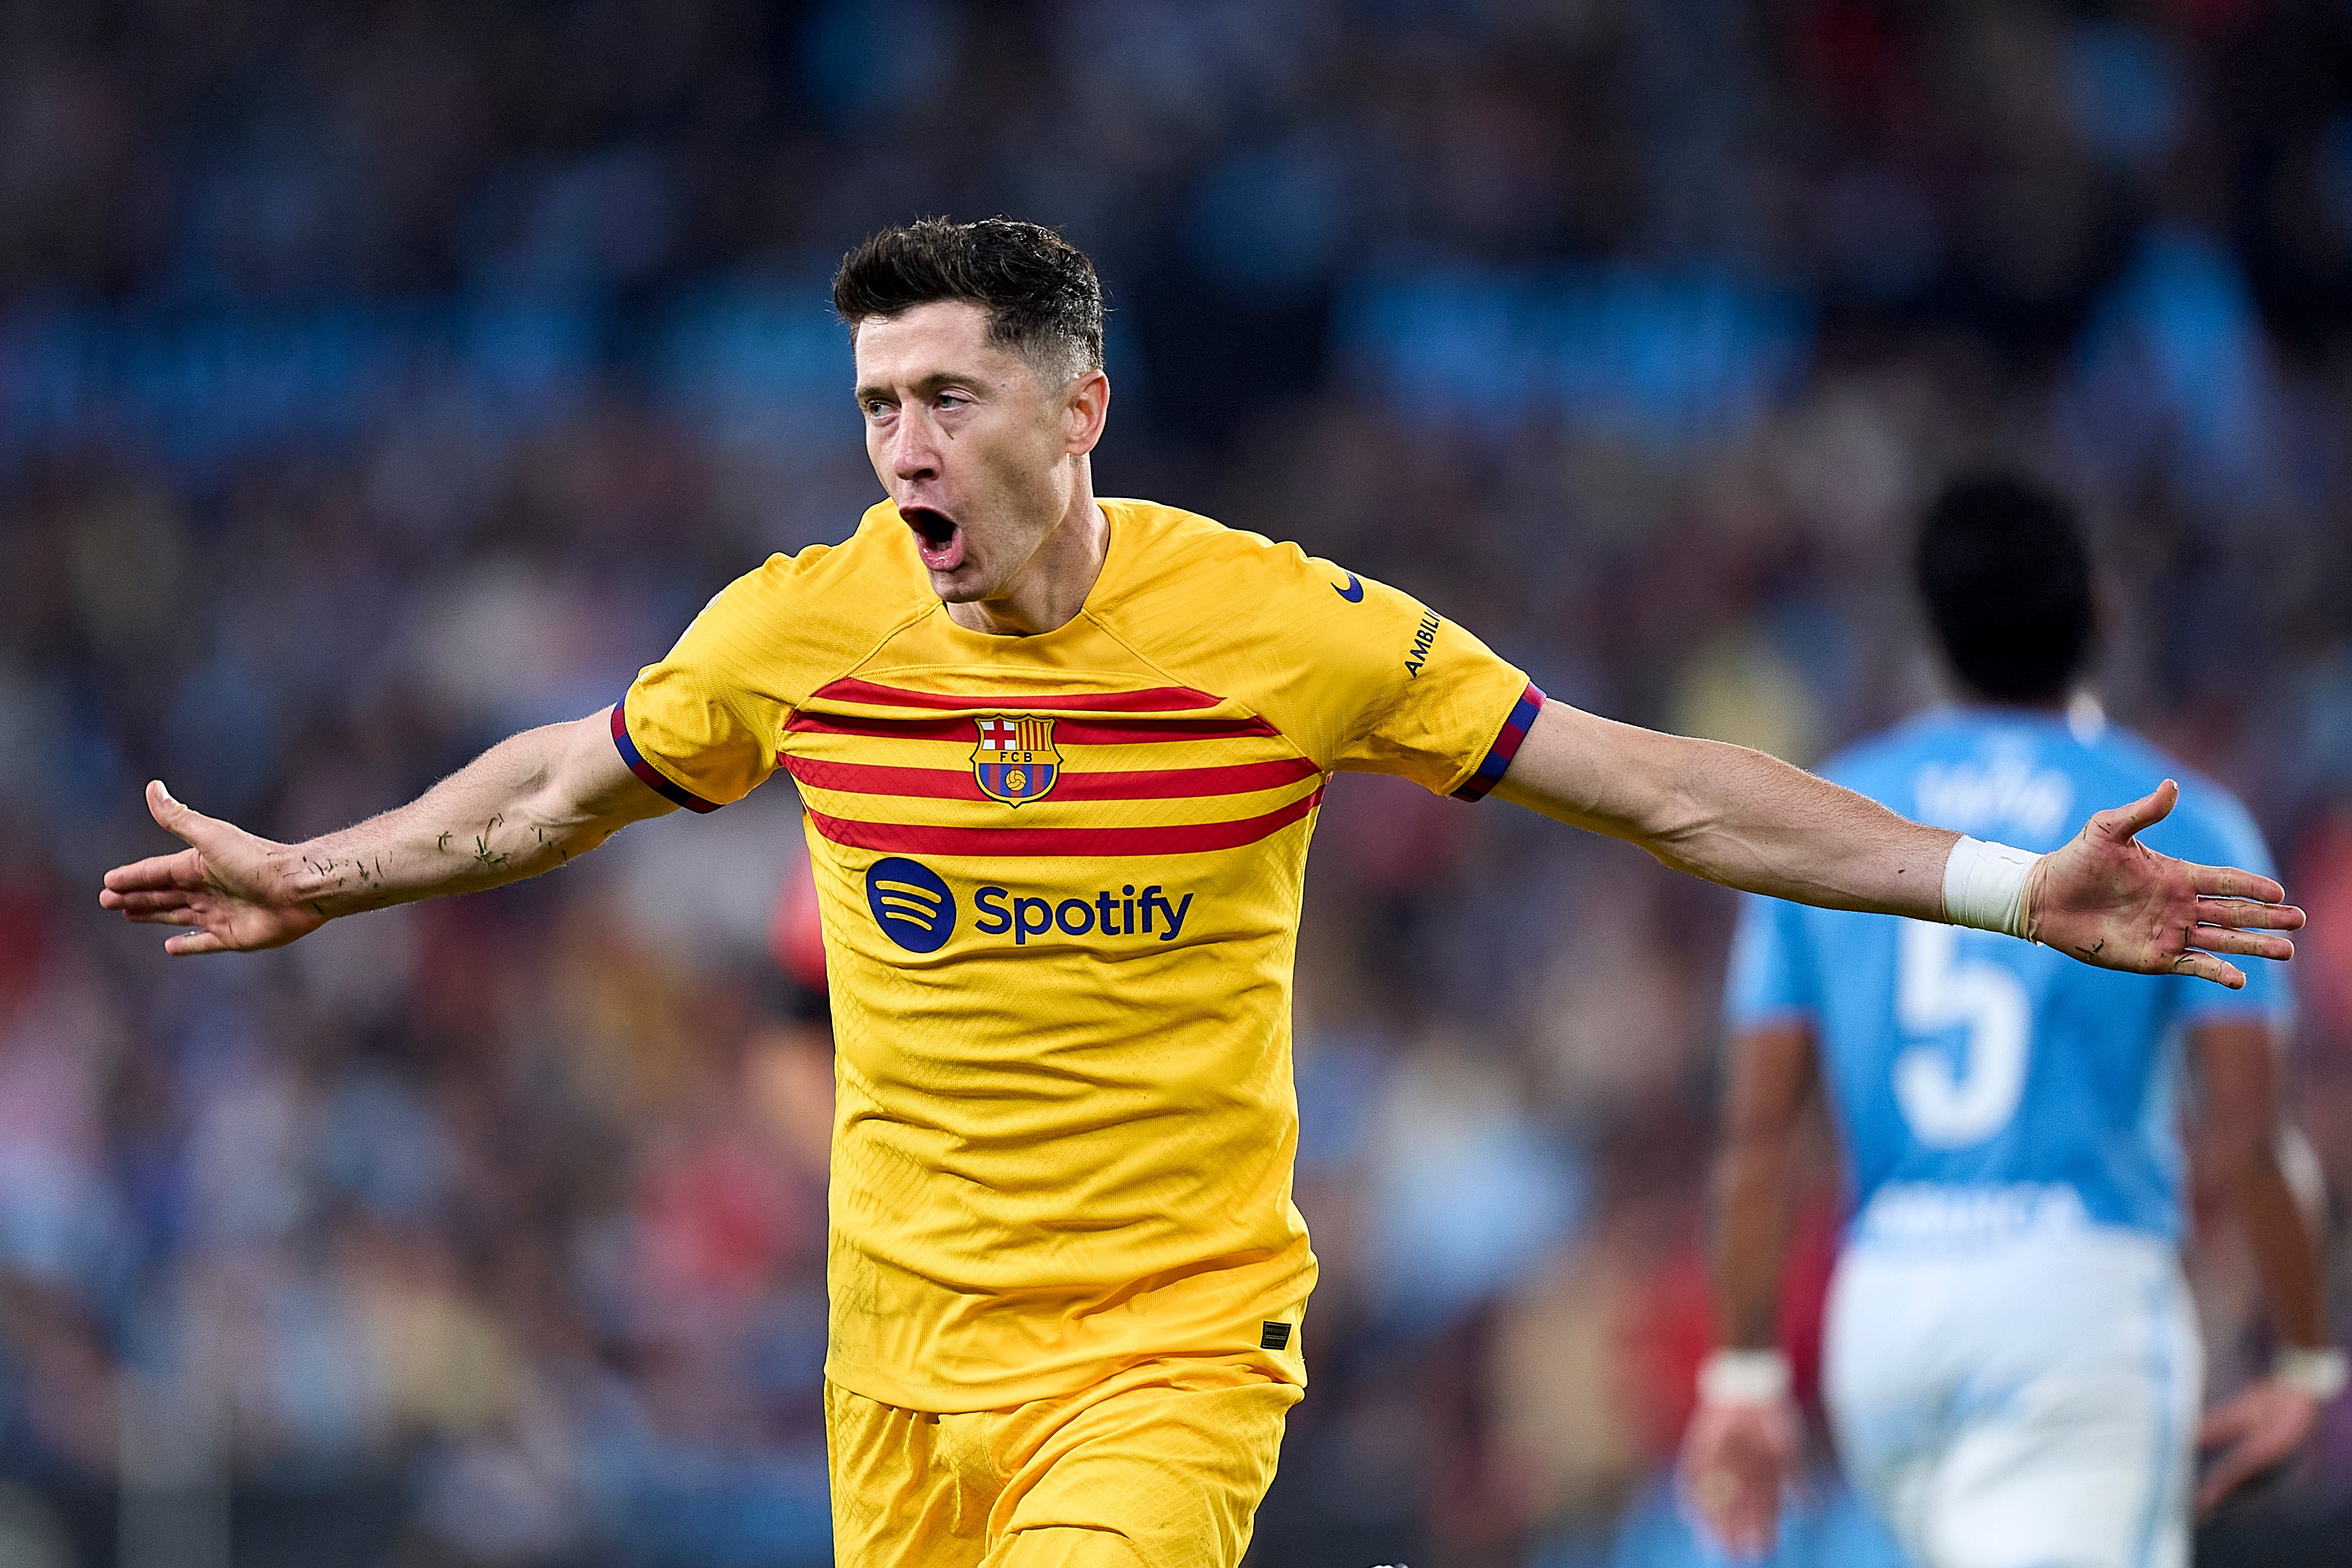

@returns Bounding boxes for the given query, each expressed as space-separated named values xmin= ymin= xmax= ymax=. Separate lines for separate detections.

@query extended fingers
xmin=162 ymin=929 xmax=229 ymax=956
xmin=2194 ymin=893 xmax=2303 ymax=929
xmin=2189 ymin=925 xmax=2297 ymax=962
xmin=2190 ymin=863 xmax=2293 ymax=908
xmin=1719 ymin=1493 xmax=1775 ymax=1560
xmin=2196 ymin=1433 xmax=2294 ymax=1517
xmin=2197 ymin=1447 xmax=2261 ymax=1516
xmin=2171 ymin=949 xmax=2248 ymax=989
xmin=2193 ymin=1387 xmax=2315 ymax=1516
xmin=126 ymin=907 xmax=206 ymax=928
xmin=103 ymin=886 xmax=193 ymax=914
xmin=1686 ymin=1473 xmax=1773 ymax=1560
xmin=2189 ymin=894 xmax=2303 ymax=964
xmin=101 ymin=848 xmax=206 ymax=897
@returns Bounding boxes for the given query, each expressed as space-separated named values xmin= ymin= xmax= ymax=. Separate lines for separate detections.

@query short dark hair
xmin=1915 ymin=470 xmax=2095 ymax=706
xmin=832 ymin=217 xmax=1105 ymax=383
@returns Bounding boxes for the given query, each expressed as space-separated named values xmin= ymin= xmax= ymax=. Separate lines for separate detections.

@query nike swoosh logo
xmin=1332 ymin=573 xmax=1364 ymax=602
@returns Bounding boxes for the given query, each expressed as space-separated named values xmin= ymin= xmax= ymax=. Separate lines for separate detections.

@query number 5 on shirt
xmin=1894 ymin=921 xmax=2033 ymax=1148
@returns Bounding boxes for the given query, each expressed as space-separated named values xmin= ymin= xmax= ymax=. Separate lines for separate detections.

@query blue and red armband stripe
xmin=1451 ymin=683 xmax=1544 ymax=802
xmin=610 ymin=698 xmax=722 ymax=814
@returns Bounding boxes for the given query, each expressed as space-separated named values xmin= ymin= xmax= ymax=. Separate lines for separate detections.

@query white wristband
xmin=1942 ymin=836 xmax=2042 ymax=940
xmin=1698 ymin=1348 xmax=1792 ymax=1406
xmin=2274 ymin=1344 xmax=2348 ymax=1402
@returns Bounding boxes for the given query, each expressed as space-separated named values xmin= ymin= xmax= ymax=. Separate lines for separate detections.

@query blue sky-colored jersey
xmin=1725 ymin=707 xmax=2291 ymax=1241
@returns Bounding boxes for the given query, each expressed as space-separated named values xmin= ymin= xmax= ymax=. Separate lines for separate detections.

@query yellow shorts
xmin=825 ymin=1354 xmax=1301 ymax=1567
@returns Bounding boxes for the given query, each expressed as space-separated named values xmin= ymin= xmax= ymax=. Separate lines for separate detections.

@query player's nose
xmin=887 ymin=414 xmax=941 ymax=479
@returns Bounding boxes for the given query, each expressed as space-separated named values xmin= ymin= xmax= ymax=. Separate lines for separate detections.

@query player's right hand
xmin=97 ymin=780 xmax=326 ymax=955
xmin=1676 ymin=1395 xmax=1801 ymax=1561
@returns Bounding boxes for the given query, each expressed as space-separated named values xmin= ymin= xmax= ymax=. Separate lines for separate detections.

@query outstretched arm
xmin=99 ymin=707 xmax=673 ymax=954
xmin=1679 ymin=1020 xmax=1818 ymax=1561
xmin=2193 ymin=1018 xmax=2341 ymax=1514
xmin=1491 ymin=702 xmax=2303 ymax=987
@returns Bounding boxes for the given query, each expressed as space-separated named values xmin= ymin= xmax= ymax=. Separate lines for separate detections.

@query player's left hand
xmin=2024 ymin=781 xmax=2303 ymax=989
xmin=2195 ymin=1376 xmax=2322 ymax=1515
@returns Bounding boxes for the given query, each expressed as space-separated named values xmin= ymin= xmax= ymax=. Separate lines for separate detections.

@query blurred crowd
xmin=3 ymin=2 xmax=2352 ymax=1565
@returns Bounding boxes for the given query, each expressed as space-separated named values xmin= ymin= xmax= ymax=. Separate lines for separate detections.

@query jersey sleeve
xmin=615 ymin=562 xmax=800 ymax=812
xmin=2166 ymin=791 xmax=2296 ymax=1028
xmin=1724 ymin=893 xmax=1819 ymax=1031
xmin=1286 ymin=563 xmax=1540 ymax=799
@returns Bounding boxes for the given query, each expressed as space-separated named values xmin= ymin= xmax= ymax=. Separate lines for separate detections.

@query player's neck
xmin=944 ymin=481 xmax=1109 ymax=638
xmin=1961 ymin=700 xmax=2067 ymax=716
xmin=1949 ymin=678 xmax=2073 ymax=719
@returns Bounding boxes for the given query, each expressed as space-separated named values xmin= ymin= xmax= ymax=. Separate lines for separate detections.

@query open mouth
xmin=902 ymin=506 xmax=965 ymax=572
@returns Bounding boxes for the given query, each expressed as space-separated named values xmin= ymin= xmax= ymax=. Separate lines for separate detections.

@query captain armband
xmin=1942 ymin=836 xmax=2042 ymax=941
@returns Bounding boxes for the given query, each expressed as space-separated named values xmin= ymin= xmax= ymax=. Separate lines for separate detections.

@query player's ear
xmin=1062 ymin=366 xmax=1110 ymax=456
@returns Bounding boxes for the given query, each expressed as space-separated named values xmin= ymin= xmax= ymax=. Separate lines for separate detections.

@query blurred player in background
xmin=1679 ymin=473 xmax=2342 ymax=1568
xmin=100 ymin=224 xmax=2302 ymax=1567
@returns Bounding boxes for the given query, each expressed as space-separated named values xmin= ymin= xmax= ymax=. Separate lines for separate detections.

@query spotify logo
xmin=864 ymin=858 xmax=957 ymax=953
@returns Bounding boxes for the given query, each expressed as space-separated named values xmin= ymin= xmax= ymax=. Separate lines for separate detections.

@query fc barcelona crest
xmin=973 ymin=714 xmax=1062 ymax=806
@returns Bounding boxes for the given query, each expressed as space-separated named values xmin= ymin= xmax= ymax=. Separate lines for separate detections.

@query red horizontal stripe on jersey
xmin=786 ymin=711 xmax=1279 ymax=745
xmin=804 ymin=786 xmax=1325 ymax=858
xmin=810 ymin=677 xmax=1225 ymax=713
xmin=783 ymin=757 xmax=970 ymax=797
xmin=782 ymin=754 xmax=1322 ymax=801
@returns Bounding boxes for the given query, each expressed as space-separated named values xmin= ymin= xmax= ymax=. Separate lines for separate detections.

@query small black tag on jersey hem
xmin=1260 ymin=1321 xmax=1292 ymax=1352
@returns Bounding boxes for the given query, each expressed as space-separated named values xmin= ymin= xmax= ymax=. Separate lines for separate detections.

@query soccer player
xmin=1677 ymin=473 xmax=2341 ymax=1568
xmin=100 ymin=222 xmax=2302 ymax=1567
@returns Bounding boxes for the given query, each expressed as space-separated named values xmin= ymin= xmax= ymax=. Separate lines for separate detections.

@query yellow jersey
xmin=617 ymin=497 xmax=1539 ymax=1411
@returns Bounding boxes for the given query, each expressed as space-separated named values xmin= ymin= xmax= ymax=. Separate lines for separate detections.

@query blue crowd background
xmin=2 ymin=2 xmax=2349 ymax=1564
